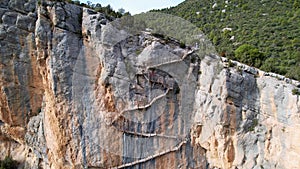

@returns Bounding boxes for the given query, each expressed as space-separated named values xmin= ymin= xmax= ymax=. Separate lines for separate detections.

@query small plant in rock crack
xmin=135 ymin=49 xmax=142 ymax=55
xmin=179 ymin=42 xmax=186 ymax=49
xmin=249 ymin=118 xmax=259 ymax=132
xmin=0 ymin=156 xmax=18 ymax=169
xmin=228 ymin=60 xmax=235 ymax=67
xmin=237 ymin=67 xmax=243 ymax=74
xmin=292 ymin=88 xmax=300 ymax=95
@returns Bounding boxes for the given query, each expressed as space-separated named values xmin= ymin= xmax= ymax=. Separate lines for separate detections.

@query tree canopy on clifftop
xmin=153 ymin=0 xmax=300 ymax=80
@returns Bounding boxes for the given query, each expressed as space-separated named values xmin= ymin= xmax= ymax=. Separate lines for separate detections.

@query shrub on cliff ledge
xmin=249 ymin=118 xmax=259 ymax=132
xmin=234 ymin=44 xmax=265 ymax=68
xmin=292 ymin=88 xmax=300 ymax=95
xmin=0 ymin=156 xmax=18 ymax=169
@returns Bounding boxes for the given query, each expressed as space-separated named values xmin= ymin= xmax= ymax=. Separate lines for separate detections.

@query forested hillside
xmin=153 ymin=0 xmax=300 ymax=80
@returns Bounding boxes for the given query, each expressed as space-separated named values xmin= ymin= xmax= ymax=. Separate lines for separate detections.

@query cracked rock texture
xmin=0 ymin=1 xmax=300 ymax=169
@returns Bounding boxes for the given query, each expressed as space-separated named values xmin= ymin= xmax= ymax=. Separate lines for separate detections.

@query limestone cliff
xmin=0 ymin=1 xmax=300 ymax=169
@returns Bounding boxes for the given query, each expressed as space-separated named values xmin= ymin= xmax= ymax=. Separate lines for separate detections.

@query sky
xmin=80 ymin=0 xmax=185 ymax=15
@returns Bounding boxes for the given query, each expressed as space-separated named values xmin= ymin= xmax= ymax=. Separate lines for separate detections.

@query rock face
xmin=0 ymin=1 xmax=300 ymax=169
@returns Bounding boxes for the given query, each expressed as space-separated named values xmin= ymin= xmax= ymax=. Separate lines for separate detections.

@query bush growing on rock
xmin=0 ymin=156 xmax=18 ymax=169
xmin=234 ymin=44 xmax=265 ymax=68
xmin=292 ymin=88 xmax=300 ymax=95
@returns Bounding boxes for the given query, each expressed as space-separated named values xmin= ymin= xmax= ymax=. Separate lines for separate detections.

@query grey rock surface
xmin=0 ymin=1 xmax=299 ymax=169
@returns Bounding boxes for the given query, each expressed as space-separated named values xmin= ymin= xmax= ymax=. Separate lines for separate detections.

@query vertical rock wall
xmin=0 ymin=1 xmax=299 ymax=169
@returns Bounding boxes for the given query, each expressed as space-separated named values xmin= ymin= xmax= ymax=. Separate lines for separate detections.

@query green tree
xmin=118 ymin=8 xmax=125 ymax=15
xmin=234 ymin=44 xmax=265 ymax=68
xmin=294 ymin=0 xmax=300 ymax=9
xmin=287 ymin=66 xmax=300 ymax=80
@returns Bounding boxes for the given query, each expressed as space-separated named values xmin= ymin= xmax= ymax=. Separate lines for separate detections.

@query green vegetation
xmin=234 ymin=44 xmax=265 ymax=68
xmin=228 ymin=60 xmax=235 ymax=67
xmin=180 ymin=41 xmax=186 ymax=48
xmin=0 ymin=156 xmax=18 ymax=169
xmin=292 ymin=88 xmax=300 ymax=95
xmin=135 ymin=49 xmax=142 ymax=55
xmin=249 ymin=118 xmax=259 ymax=132
xmin=44 ymin=0 xmax=129 ymax=20
xmin=133 ymin=12 xmax=216 ymax=57
xmin=153 ymin=0 xmax=300 ymax=80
